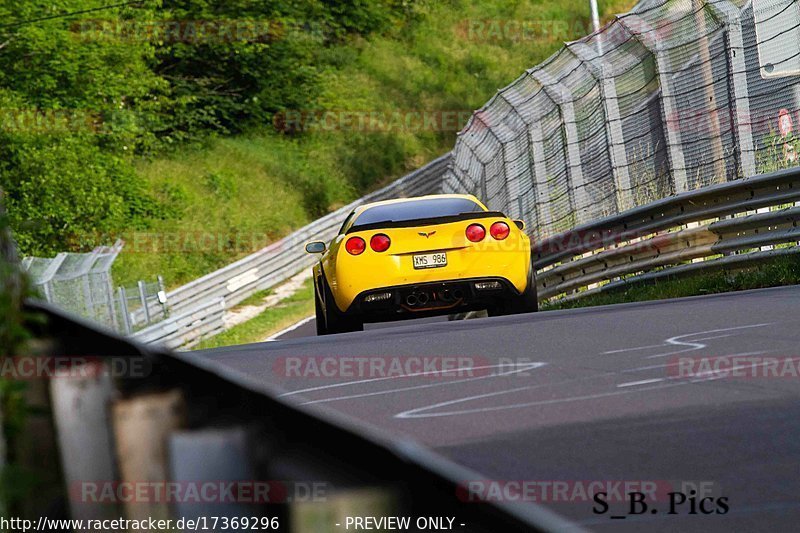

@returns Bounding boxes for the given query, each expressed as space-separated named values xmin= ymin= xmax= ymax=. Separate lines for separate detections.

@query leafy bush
xmin=0 ymin=200 xmax=35 ymax=516
xmin=0 ymin=135 xmax=172 ymax=255
xmin=0 ymin=1 xmax=419 ymax=258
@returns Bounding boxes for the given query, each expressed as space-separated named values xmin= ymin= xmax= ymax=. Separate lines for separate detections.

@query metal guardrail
xmin=132 ymin=297 xmax=225 ymax=350
xmin=534 ymin=166 xmax=800 ymax=301
xmin=28 ymin=299 xmax=580 ymax=532
xmin=132 ymin=153 xmax=451 ymax=349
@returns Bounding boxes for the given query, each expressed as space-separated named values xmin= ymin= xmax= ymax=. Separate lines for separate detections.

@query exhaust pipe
xmin=406 ymin=294 xmax=419 ymax=307
xmin=417 ymin=292 xmax=430 ymax=306
xmin=453 ymin=289 xmax=464 ymax=300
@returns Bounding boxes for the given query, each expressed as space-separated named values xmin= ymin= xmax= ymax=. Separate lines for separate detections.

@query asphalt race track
xmin=193 ymin=285 xmax=800 ymax=531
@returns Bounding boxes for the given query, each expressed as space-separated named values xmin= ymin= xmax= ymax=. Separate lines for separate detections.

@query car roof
xmin=352 ymin=194 xmax=488 ymax=217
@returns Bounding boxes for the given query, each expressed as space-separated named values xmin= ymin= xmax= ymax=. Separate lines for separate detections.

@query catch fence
xmin=444 ymin=0 xmax=800 ymax=241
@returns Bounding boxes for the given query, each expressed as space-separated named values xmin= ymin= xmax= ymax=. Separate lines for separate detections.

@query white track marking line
xmin=603 ymin=343 xmax=669 ymax=354
xmin=616 ymin=378 xmax=664 ymax=388
xmin=620 ymin=351 xmax=769 ymax=373
xmin=280 ymin=362 xmax=546 ymax=399
xmin=292 ymin=349 xmax=774 ymax=406
xmin=395 ymin=350 xmax=781 ymax=419
xmin=600 ymin=323 xmax=772 ymax=359
xmin=267 ymin=315 xmax=315 ymax=341
xmin=643 ymin=333 xmax=737 ymax=359
xmin=297 ymin=367 xmax=542 ymax=405
xmin=395 ymin=379 xmax=692 ymax=419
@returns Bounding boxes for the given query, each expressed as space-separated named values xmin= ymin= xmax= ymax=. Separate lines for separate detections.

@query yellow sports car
xmin=304 ymin=194 xmax=537 ymax=335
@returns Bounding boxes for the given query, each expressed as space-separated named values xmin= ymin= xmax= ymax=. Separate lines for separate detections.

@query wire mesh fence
xmin=118 ymin=277 xmax=168 ymax=334
xmin=444 ymin=0 xmax=800 ymax=242
xmin=21 ymin=241 xmax=124 ymax=330
xmin=20 ymin=241 xmax=172 ymax=334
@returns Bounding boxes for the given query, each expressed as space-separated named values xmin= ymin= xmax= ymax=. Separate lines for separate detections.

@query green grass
xmin=112 ymin=0 xmax=636 ymax=290
xmin=112 ymin=135 xmax=355 ymax=288
xmin=544 ymin=255 xmax=800 ymax=310
xmin=194 ymin=278 xmax=315 ymax=349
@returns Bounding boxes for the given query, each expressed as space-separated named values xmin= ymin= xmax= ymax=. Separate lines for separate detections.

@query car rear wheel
xmin=488 ymin=260 xmax=539 ymax=317
xmin=513 ymin=260 xmax=539 ymax=314
xmin=319 ymin=276 xmax=363 ymax=335
xmin=314 ymin=280 xmax=328 ymax=335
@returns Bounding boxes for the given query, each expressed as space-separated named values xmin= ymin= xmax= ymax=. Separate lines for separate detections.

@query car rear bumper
xmin=345 ymin=277 xmax=521 ymax=321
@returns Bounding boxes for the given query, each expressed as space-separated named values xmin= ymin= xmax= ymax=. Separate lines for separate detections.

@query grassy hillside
xmin=114 ymin=0 xmax=635 ymax=288
xmin=2 ymin=1 xmax=634 ymax=287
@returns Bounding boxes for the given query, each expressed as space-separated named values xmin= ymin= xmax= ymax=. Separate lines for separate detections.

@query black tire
xmin=314 ymin=279 xmax=328 ymax=335
xmin=320 ymin=276 xmax=364 ymax=335
xmin=512 ymin=260 xmax=539 ymax=314
xmin=489 ymin=261 xmax=539 ymax=316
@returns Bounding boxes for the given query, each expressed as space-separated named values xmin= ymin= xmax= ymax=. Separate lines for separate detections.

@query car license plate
xmin=413 ymin=252 xmax=447 ymax=269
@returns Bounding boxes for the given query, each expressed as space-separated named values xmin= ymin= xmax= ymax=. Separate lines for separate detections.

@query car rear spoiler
xmin=347 ymin=211 xmax=508 ymax=234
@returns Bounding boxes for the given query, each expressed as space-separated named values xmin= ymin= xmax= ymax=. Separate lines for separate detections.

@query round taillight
xmin=465 ymin=224 xmax=486 ymax=242
xmin=345 ymin=236 xmax=366 ymax=255
xmin=370 ymin=234 xmax=391 ymax=252
xmin=490 ymin=221 xmax=510 ymax=240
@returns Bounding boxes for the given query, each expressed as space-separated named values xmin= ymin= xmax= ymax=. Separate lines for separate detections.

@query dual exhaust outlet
xmin=405 ymin=288 xmax=464 ymax=307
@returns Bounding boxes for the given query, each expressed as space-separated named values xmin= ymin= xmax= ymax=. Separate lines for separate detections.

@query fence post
xmin=496 ymin=87 xmax=537 ymax=221
xmin=118 ymin=286 xmax=132 ymax=335
xmin=82 ymin=275 xmax=95 ymax=319
xmin=620 ymin=14 xmax=690 ymax=193
xmin=567 ymin=42 xmax=634 ymax=212
xmin=137 ymin=280 xmax=151 ymax=324
xmin=529 ymin=120 xmax=554 ymax=231
xmin=705 ymin=0 xmax=757 ymax=178
xmin=157 ymin=275 xmax=168 ymax=319
xmin=37 ymin=253 xmax=68 ymax=303
xmin=104 ymin=272 xmax=119 ymax=332
xmin=530 ymin=69 xmax=590 ymax=223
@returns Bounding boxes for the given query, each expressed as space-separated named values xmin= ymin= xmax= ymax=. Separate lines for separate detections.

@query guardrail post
xmin=620 ymin=15 xmax=690 ymax=193
xmin=168 ymin=426 xmax=258 ymax=519
xmin=705 ymin=0 xmax=757 ymax=178
xmin=567 ymin=42 xmax=634 ymax=212
xmin=530 ymin=69 xmax=591 ymax=223
xmin=157 ymin=275 xmax=168 ymax=319
xmin=112 ymin=389 xmax=186 ymax=522
xmin=137 ymin=279 xmax=151 ymax=324
xmin=51 ymin=361 xmax=121 ymax=521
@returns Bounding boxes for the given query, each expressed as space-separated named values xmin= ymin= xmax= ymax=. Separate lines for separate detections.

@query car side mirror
xmin=305 ymin=241 xmax=326 ymax=254
xmin=513 ymin=219 xmax=525 ymax=231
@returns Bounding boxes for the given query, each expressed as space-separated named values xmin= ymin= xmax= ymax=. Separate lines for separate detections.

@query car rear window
xmin=352 ymin=198 xmax=485 ymax=229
